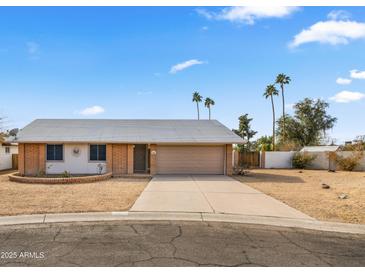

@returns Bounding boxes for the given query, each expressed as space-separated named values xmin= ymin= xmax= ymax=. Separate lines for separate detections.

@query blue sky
xmin=0 ymin=6 xmax=365 ymax=143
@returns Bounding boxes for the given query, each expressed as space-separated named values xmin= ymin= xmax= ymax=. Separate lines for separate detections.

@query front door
xmin=134 ymin=144 xmax=147 ymax=173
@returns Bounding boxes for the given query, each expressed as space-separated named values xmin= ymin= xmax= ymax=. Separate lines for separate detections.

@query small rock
xmin=322 ymin=183 xmax=330 ymax=189
xmin=298 ymin=170 xmax=303 ymax=173
xmin=338 ymin=194 xmax=348 ymax=199
xmin=328 ymin=169 xmax=336 ymax=173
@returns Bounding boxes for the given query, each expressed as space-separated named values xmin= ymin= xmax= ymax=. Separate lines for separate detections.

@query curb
xmin=0 ymin=211 xmax=364 ymax=235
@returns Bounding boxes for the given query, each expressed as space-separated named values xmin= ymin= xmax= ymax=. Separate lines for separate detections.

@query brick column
xmin=149 ymin=144 xmax=157 ymax=175
xmin=38 ymin=144 xmax=46 ymax=174
xmin=225 ymin=144 xmax=233 ymax=176
xmin=127 ymin=144 xmax=134 ymax=175
xmin=18 ymin=143 xmax=25 ymax=176
xmin=106 ymin=144 xmax=113 ymax=173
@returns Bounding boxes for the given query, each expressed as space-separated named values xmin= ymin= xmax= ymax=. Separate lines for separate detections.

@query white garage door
xmin=156 ymin=145 xmax=225 ymax=174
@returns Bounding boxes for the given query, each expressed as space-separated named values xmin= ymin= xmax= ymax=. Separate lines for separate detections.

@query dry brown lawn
xmin=0 ymin=172 xmax=148 ymax=216
xmin=234 ymin=169 xmax=365 ymax=224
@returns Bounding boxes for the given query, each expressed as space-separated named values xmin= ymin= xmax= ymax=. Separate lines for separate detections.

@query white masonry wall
xmin=0 ymin=145 xmax=18 ymax=171
xmin=264 ymin=151 xmax=295 ymax=169
xmin=46 ymin=144 xmax=107 ymax=175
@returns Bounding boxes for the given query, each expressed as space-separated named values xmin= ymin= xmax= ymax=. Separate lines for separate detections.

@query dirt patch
xmin=234 ymin=169 xmax=365 ymax=224
xmin=0 ymin=174 xmax=149 ymax=216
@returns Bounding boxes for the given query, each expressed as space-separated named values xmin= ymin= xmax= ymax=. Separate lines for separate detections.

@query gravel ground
xmin=234 ymin=169 xmax=365 ymax=224
xmin=0 ymin=172 xmax=148 ymax=216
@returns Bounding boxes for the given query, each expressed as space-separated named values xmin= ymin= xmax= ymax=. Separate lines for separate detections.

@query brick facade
xmin=225 ymin=144 xmax=233 ymax=176
xmin=112 ymin=144 xmax=128 ymax=175
xmin=18 ymin=142 xmax=234 ymax=177
xmin=18 ymin=143 xmax=25 ymax=175
xmin=18 ymin=143 xmax=46 ymax=176
xmin=127 ymin=144 xmax=134 ymax=175
xmin=149 ymin=144 xmax=157 ymax=175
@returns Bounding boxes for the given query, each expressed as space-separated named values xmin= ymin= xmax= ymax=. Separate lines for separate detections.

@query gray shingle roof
xmin=16 ymin=119 xmax=244 ymax=144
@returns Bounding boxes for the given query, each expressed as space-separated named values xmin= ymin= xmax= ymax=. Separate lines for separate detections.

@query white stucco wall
xmin=306 ymin=152 xmax=330 ymax=170
xmin=264 ymin=151 xmax=295 ymax=169
xmin=46 ymin=144 xmax=107 ymax=174
xmin=335 ymin=151 xmax=365 ymax=171
xmin=0 ymin=145 xmax=18 ymax=170
xmin=263 ymin=151 xmax=365 ymax=171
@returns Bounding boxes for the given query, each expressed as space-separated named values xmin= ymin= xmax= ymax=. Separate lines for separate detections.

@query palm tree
xmin=275 ymin=73 xmax=291 ymax=140
xmin=263 ymin=84 xmax=279 ymax=150
xmin=204 ymin=97 xmax=215 ymax=120
xmin=192 ymin=92 xmax=203 ymax=120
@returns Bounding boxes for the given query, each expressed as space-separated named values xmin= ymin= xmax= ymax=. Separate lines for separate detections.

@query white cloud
xmin=289 ymin=20 xmax=365 ymax=48
xmin=197 ymin=6 xmax=299 ymax=25
xmin=350 ymin=69 xmax=365 ymax=79
xmin=285 ymin=103 xmax=295 ymax=110
xmin=26 ymin=41 xmax=39 ymax=55
xmin=201 ymin=26 xmax=209 ymax=31
xmin=330 ymin=91 xmax=365 ymax=103
xmin=336 ymin=77 xmax=352 ymax=85
xmin=169 ymin=59 xmax=205 ymax=74
xmin=79 ymin=106 xmax=105 ymax=115
xmin=26 ymin=41 xmax=40 ymax=59
xmin=196 ymin=9 xmax=214 ymax=20
xmin=327 ymin=10 xmax=351 ymax=21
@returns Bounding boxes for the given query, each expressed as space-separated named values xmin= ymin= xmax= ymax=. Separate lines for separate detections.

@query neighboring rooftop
xmin=16 ymin=119 xmax=245 ymax=144
xmin=0 ymin=136 xmax=18 ymax=146
xmin=300 ymin=146 xmax=340 ymax=152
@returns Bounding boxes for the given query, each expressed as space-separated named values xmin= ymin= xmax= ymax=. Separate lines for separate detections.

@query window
xmin=5 ymin=147 xmax=10 ymax=154
xmin=47 ymin=144 xmax=63 ymax=161
xmin=89 ymin=144 xmax=106 ymax=161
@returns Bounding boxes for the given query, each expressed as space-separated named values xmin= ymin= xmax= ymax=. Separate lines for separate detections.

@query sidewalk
xmin=0 ymin=211 xmax=364 ymax=235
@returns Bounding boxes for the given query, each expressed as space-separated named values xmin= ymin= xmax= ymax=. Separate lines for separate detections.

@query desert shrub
xmin=62 ymin=170 xmax=71 ymax=178
xmin=292 ymin=152 xmax=316 ymax=169
xmin=335 ymin=152 xmax=363 ymax=171
xmin=36 ymin=170 xmax=46 ymax=177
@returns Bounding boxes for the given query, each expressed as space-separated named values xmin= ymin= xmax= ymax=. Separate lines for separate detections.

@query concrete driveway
xmin=131 ymin=175 xmax=312 ymax=220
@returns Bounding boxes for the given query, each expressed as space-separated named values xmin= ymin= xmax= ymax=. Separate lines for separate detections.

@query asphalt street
xmin=0 ymin=220 xmax=364 ymax=266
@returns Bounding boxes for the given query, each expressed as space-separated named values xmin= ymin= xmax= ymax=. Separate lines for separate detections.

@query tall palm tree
xmin=192 ymin=92 xmax=203 ymax=120
xmin=275 ymin=73 xmax=291 ymax=140
xmin=263 ymin=84 xmax=279 ymax=150
xmin=204 ymin=97 xmax=215 ymax=120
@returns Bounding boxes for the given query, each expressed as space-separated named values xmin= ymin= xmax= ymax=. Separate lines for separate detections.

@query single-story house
xmin=15 ymin=119 xmax=244 ymax=176
xmin=0 ymin=137 xmax=18 ymax=171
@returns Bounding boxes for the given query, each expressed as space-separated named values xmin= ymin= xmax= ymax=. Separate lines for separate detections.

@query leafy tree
xmin=204 ymin=97 xmax=215 ymax=120
xmin=263 ymin=84 xmax=279 ymax=150
xmin=276 ymin=98 xmax=337 ymax=147
xmin=275 ymin=73 xmax=291 ymax=140
xmin=8 ymin=128 xmax=19 ymax=136
xmin=252 ymin=135 xmax=274 ymax=151
xmin=233 ymin=114 xmax=257 ymax=151
xmin=192 ymin=92 xmax=203 ymax=120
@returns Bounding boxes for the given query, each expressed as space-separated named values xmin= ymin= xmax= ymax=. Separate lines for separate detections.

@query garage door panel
xmin=156 ymin=146 xmax=225 ymax=174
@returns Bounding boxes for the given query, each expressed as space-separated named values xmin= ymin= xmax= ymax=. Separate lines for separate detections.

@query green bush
xmin=292 ymin=152 xmax=316 ymax=169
